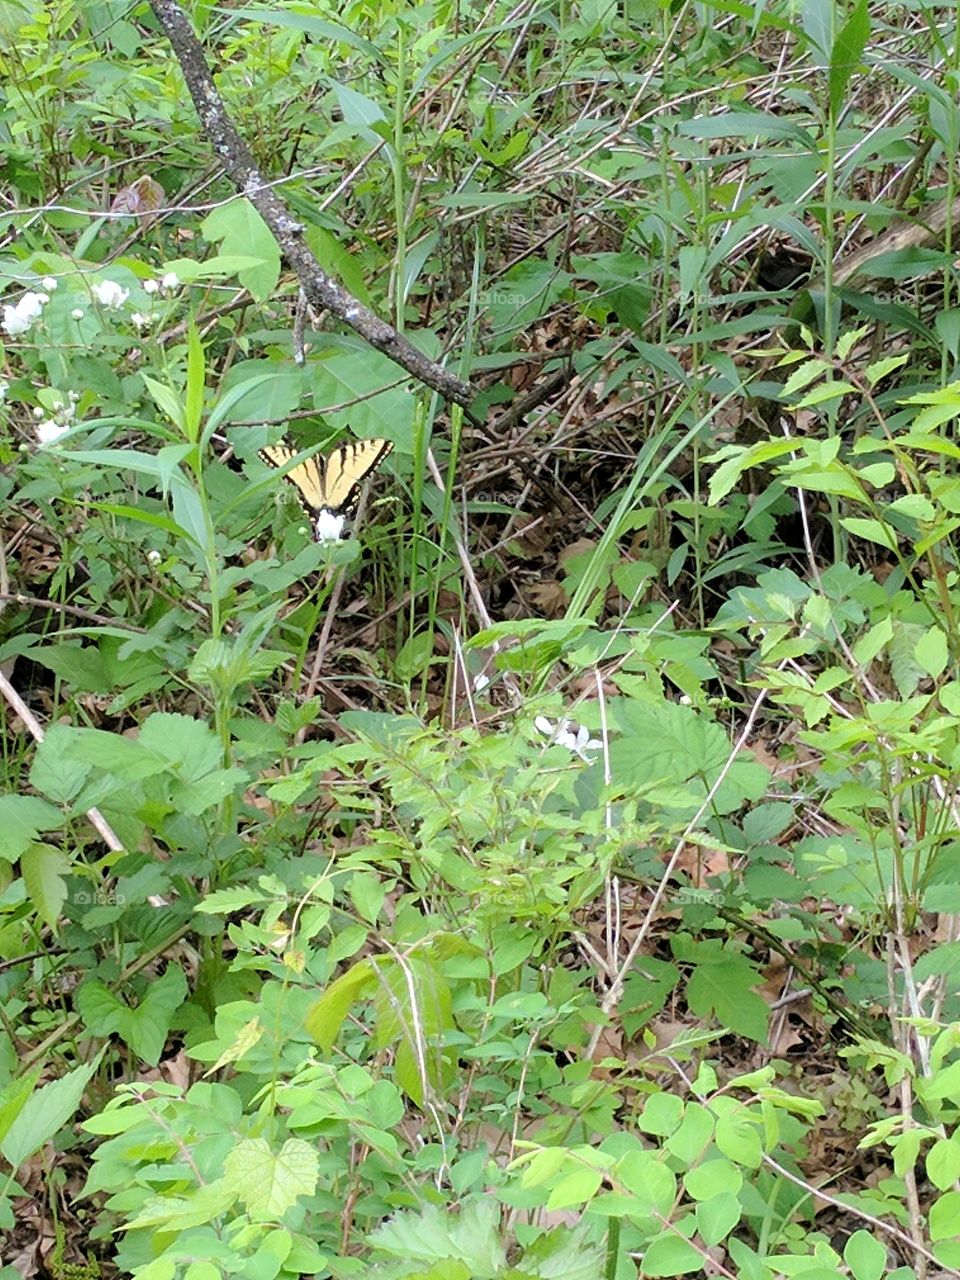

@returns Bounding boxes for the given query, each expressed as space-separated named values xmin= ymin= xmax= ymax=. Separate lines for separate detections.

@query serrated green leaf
xmin=223 ymin=1138 xmax=319 ymax=1219
xmin=1 ymin=1052 xmax=103 ymax=1169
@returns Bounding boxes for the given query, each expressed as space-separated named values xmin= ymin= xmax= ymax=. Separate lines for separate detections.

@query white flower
xmin=130 ymin=312 xmax=151 ymax=330
xmin=146 ymin=549 xmax=162 ymax=566
xmin=160 ymin=272 xmax=180 ymax=293
xmin=32 ymin=407 xmax=44 ymax=419
xmin=41 ymin=277 xmax=57 ymax=291
xmin=314 ymin=509 xmax=346 ymax=542
xmin=143 ymin=279 xmax=159 ymax=295
xmin=535 ymin=716 xmax=602 ymax=763
xmin=68 ymin=390 xmax=79 ymax=403
xmin=92 ymin=280 xmax=129 ymax=308
xmin=473 ymin=673 xmax=491 ymax=693
xmin=36 ymin=419 xmax=70 ymax=445
xmin=0 ymin=380 xmax=8 ymax=400
xmin=71 ymin=308 xmax=84 ymax=320
xmin=2 ymin=290 xmax=47 ymax=335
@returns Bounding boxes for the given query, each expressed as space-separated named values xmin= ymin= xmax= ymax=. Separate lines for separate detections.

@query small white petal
xmin=160 ymin=272 xmax=180 ymax=292
xmin=71 ymin=308 xmax=84 ymax=320
xmin=473 ymin=674 xmax=491 ymax=693
xmin=534 ymin=716 xmax=555 ymax=737
xmin=0 ymin=380 xmax=8 ymax=399
xmin=3 ymin=309 xmax=30 ymax=336
xmin=92 ymin=280 xmax=129 ymax=308
xmin=314 ymin=509 xmax=346 ymax=542
xmin=41 ymin=276 xmax=57 ymax=291
xmin=146 ymin=549 xmax=162 ymax=566
xmin=143 ymin=279 xmax=159 ymax=294
xmin=32 ymin=407 xmax=44 ymax=419
xmin=36 ymin=420 xmax=70 ymax=445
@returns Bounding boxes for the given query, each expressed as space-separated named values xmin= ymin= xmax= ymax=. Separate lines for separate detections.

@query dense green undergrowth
xmin=5 ymin=0 xmax=960 ymax=1276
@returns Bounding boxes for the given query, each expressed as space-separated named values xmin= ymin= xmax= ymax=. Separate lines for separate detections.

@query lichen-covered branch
xmin=149 ymin=0 xmax=475 ymax=411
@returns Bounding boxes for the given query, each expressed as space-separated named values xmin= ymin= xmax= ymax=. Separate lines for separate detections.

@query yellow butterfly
xmin=261 ymin=438 xmax=393 ymax=541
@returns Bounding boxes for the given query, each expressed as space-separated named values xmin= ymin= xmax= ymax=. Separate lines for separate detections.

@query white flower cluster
xmin=143 ymin=272 xmax=180 ymax=295
xmin=92 ymin=280 xmax=128 ymax=309
xmin=34 ymin=390 xmax=79 ymax=446
xmin=534 ymin=715 xmax=602 ymax=763
xmin=3 ymin=290 xmax=49 ymax=336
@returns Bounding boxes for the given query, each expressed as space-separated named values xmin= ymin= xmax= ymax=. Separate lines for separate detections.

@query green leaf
xmin=615 ymin=1150 xmax=676 ymax=1218
xmin=665 ymin=1103 xmax=714 ymax=1164
xmin=684 ymin=951 xmax=769 ymax=1043
xmin=930 ymin=1189 xmax=960 ymax=1242
xmin=829 ymin=0 xmax=869 ymax=118
xmin=1 ymin=1052 xmax=103 ymax=1169
xmin=21 ymin=843 xmax=70 ymax=930
xmin=843 ymin=1228 xmax=887 ymax=1280
xmin=305 ymin=958 xmax=376 ymax=1051
xmin=915 ymin=627 xmax=948 ymax=679
xmin=545 ymin=1166 xmax=603 ymax=1210
xmin=142 ymin=373 xmax=186 ymax=431
xmin=0 ymin=1070 xmax=42 ymax=1148
xmin=200 ymin=199 xmax=281 ymax=301
xmin=641 ymin=1231 xmax=703 ymax=1276
xmin=223 ymin=1138 xmax=319 ymax=1219
xmin=184 ymin=322 xmax=205 ymax=443
xmin=637 ymin=1092 xmax=684 ymax=1136
xmin=928 ymin=1136 xmax=960 ymax=1191
xmin=714 ymin=1109 xmax=763 ymax=1169
xmin=695 ymin=1190 xmax=741 ymax=1245
xmin=126 ymin=1182 xmax=236 ymax=1231
xmin=0 ymin=795 xmax=63 ymax=863
xmin=683 ymin=1158 xmax=742 ymax=1201
xmin=368 ymin=1200 xmax=506 ymax=1276
xmin=840 ymin=517 xmax=899 ymax=550
xmin=123 ymin=965 xmax=189 ymax=1065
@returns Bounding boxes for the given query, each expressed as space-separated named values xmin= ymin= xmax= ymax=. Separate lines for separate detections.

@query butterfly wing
xmin=261 ymin=442 xmax=327 ymax=516
xmin=320 ymin=438 xmax=394 ymax=514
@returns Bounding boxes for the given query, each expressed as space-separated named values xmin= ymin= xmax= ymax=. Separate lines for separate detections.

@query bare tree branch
xmin=149 ymin=0 xmax=476 ymax=414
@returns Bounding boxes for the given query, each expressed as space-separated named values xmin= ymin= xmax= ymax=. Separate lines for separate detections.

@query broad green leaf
xmin=683 ymin=1158 xmax=742 ymax=1201
xmin=915 ymin=627 xmax=948 ymax=679
xmin=200 ymin=199 xmax=281 ymax=301
xmin=305 ymin=958 xmax=376 ymax=1050
xmin=1 ymin=1052 xmax=104 ymax=1169
xmin=714 ymin=1110 xmax=764 ymax=1169
xmin=637 ymin=1092 xmax=684 ymax=1136
xmin=928 ymin=1136 xmax=960 ymax=1191
xmin=368 ymin=1200 xmax=506 ymax=1275
xmin=615 ymin=1150 xmax=676 ymax=1218
xmin=125 ymin=1182 xmax=236 ymax=1231
xmin=0 ymin=795 xmax=63 ymax=862
xmin=695 ymin=1190 xmax=741 ymax=1245
xmin=545 ymin=1166 xmax=603 ymax=1210
xmin=930 ymin=1189 xmax=960 ymax=1242
xmin=223 ymin=1138 xmax=319 ymax=1219
xmin=840 ymin=517 xmax=899 ymax=550
xmin=641 ymin=1230 xmax=703 ymax=1276
xmin=665 ymin=1102 xmax=715 ymax=1164
xmin=21 ymin=843 xmax=70 ymax=930
xmin=123 ymin=965 xmax=188 ymax=1065
xmin=843 ymin=1228 xmax=887 ymax=1280
xmin=685 ymin=954 xmax=769 ymax=1043
xmin=0 ymin=1070 xmax=41 ymax=1147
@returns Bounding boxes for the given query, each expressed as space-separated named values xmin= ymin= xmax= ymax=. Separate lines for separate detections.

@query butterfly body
xmin=261 ymin=438 xmax=393 ymax=541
